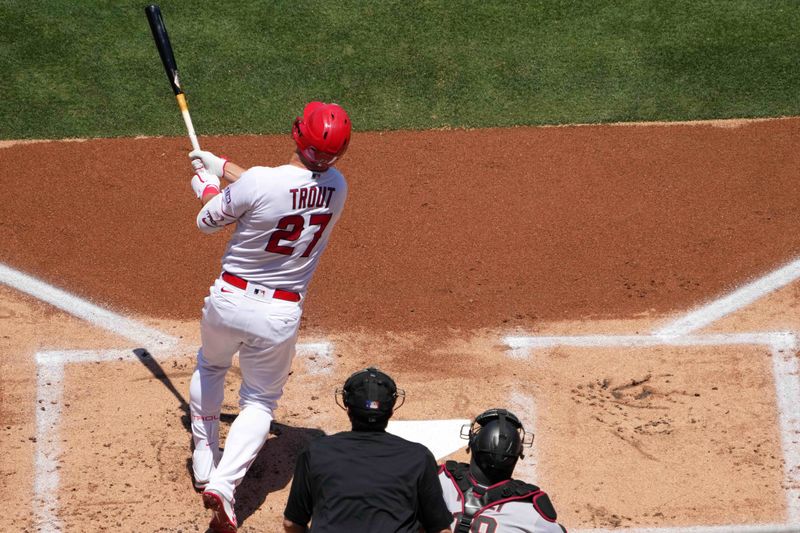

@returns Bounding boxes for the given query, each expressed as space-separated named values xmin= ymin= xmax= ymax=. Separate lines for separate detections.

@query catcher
xmin=438 ymin=408 xmax=567 ymax=533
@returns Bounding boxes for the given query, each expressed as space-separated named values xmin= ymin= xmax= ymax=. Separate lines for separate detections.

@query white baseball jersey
xmin=196 ymin=164 xmax=347 ymax=292
xmin=438 ymin=469 xmax=566 ymax=533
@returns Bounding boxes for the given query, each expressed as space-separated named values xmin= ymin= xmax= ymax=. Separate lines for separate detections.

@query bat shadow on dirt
xmin=133 ymin=348 xmax=238 ymax=431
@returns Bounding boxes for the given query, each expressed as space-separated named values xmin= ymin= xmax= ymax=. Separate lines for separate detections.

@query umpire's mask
xmin=336 ymin=367 xmax=405 ymax=424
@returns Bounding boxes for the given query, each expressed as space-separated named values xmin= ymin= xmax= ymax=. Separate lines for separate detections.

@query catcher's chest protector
xmin=445 ymin=461 xmax=556 ymax=533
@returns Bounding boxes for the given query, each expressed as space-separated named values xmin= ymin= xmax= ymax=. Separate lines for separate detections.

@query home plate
xmin=387 ymin=419 xmax=470 ymax=460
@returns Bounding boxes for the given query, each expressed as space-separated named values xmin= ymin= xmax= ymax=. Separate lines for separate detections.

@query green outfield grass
xmin=1 ymin=0 xmax=799 ymax=138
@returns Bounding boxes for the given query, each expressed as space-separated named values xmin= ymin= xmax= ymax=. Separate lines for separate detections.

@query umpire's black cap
xmin=338 ymin=367 xmax=404 ymax=423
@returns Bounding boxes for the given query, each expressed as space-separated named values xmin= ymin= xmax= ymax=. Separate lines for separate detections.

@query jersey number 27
xmin=265 ymin=214 xmax=332 ymax=257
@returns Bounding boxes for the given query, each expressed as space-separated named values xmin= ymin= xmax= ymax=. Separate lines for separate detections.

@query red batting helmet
xmin=292 ymin=101 xmax=352 ymax=171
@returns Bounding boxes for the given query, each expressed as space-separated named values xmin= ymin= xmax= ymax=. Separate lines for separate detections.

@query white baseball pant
xmin=189 ymin=277 xmax=302 ymax=501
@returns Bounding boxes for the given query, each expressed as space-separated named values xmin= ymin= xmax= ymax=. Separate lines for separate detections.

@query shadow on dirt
xmin=134 ymin=347 xmax=237 ymax=431
xmin=234 ymin=422 xmax=325 ymax=526
xmin=185 ymin=421 xmax=324 ymax=530
xmin=134 ymin=348 xmax=190 ymax=411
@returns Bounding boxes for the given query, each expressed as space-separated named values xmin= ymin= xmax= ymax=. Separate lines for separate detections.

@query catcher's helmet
xmin=336 ymin=367 xmax=405 ymax=424
xmin=462 ymin=408 xmax=533 ymax=474
xmin=292 ymin=101 xmax=351 ymax=171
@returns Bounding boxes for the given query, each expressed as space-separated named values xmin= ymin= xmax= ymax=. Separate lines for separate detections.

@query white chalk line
xmin=0 ymin=263 xmax=177 ymax=348
xmin=772 ymin=343 xmax=800 ymax=525
xmin=33 ymin=359 xmax=68 ymax=532
xmin=508 ymin=389 xmax=537 ymax=482
xmin=506 ymin=332 xmax=796 ymax=354
xmin=0 ymin=264 xmax=332 ymax=531
xmin=655 ymin=257 xmax=800 ymax=337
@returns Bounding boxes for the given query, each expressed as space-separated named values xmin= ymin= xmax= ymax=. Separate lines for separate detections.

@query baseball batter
xmin=186 ymin=102 xmax=352 ymax=533
xmin=438 ymin=409 xmax=567 ymax=533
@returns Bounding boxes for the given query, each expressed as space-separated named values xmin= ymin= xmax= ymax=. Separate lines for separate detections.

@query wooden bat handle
xmin=146 ymin=5 xmax=205 ymax=168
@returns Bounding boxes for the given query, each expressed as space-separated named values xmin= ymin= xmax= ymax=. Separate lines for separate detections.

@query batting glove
xmin=191 ymin=168 xmax=221 ymax=199
xmin=189 ymin=149 xmax=227 ymax=178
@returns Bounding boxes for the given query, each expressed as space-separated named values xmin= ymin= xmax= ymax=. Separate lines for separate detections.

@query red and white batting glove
xmin=191 ymin=168 xmax=221 ymax=200
xmin=189 ymin=149 xmax=227 ymax=178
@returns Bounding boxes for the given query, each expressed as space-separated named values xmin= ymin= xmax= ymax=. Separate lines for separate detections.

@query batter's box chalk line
xmin=0 ymin=263 xmax=332 ymax=532
xmin=504 ymin=256 xmax=800 ymax=533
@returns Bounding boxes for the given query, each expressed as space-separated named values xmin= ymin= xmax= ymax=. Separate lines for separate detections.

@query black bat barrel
xmin=145 ymin=4 xmax=182 ymax=94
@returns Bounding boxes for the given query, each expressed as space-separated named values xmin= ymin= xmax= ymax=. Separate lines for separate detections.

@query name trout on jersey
xmin=199 ymin=184 xmax=339 ymax=230
xmin=291 ymin=185 xmax=336 ymax=210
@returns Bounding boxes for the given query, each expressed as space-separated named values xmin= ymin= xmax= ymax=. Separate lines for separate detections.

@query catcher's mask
xmin=292 ymin=101 xmax=352 ymax=171
xmin=461 ymin=408 xmax=534 ymax=474
xmin=335 ymin=367 xmax=405 ymax=424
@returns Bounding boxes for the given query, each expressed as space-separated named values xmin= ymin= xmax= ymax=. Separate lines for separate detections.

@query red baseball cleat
xmin=202 ymin=489 xmax=237 ymax=533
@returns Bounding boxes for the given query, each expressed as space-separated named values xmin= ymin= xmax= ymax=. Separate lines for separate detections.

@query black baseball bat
xmin=145 ymin=4 xmax=203 ymax=160
xmin=145 ymin=4 xmax=182 ymax=95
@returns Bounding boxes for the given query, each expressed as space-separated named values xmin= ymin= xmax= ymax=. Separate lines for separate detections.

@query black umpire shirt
xmin=284 ymin=430 xmax=452 ymax=533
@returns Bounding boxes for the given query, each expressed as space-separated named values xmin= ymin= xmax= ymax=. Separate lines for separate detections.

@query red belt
xmin=221 ymin=272 xmax=301 ymax=302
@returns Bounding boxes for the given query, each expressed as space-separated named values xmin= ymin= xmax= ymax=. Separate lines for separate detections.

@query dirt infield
xmin=1 ymin=117 xmax=800 ymax=531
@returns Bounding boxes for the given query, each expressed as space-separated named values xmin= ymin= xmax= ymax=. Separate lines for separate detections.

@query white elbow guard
xmin=197 ymin=206 xmax=224 ymax=234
